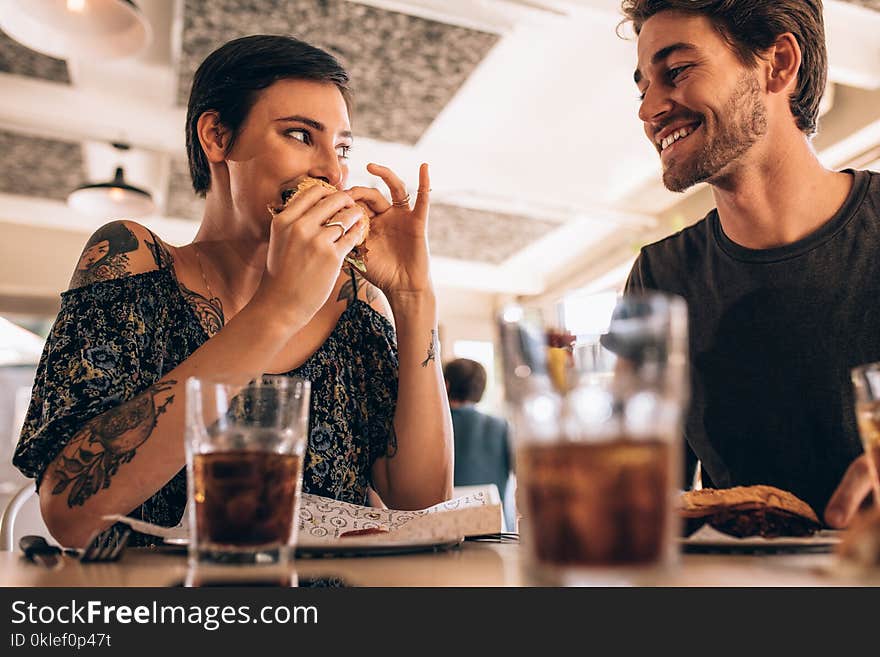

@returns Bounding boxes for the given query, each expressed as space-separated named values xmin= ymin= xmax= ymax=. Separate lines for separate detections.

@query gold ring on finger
xmin=323 ymin=221 xmax=346 ymax=240
xmin=391 ymin=193 xmax=411 ymax=207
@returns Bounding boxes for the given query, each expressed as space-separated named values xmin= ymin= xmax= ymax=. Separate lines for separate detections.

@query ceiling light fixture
xmin=0 ymin=0 xmax=152 ymax=60
xmin=68 ymin=143 xmax=155 ymax=218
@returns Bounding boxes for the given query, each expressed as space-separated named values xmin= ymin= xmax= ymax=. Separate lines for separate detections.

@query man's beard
xmin=662 ymin=72 xmax=768 ymax=193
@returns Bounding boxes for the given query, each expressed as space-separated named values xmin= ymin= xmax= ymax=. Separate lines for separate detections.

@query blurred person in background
xmin=444 ymin=358 xmax=514 ymax=529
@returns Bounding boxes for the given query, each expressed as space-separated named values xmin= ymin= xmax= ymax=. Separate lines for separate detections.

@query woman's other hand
xmin=252 ymin=182 xmax=366 ymax=321
xmin=346 ymin=163 xmax=433 ymax=297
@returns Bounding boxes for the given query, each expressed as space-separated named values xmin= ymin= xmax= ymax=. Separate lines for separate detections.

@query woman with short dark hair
xmin=14 ymin=34 xmax=453 ymax=547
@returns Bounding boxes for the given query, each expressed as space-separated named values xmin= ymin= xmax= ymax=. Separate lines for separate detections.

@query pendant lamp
xmin=68 ymin=144 xmax=155 ymax=218
xmin=0 ymin=0 xmax=151 ymax=60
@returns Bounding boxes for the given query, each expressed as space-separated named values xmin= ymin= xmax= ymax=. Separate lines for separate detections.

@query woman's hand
xmin=346 ymin=163 xmax=433 ymax=297
xmin=251 ymin=183 xmax=366 ymax=321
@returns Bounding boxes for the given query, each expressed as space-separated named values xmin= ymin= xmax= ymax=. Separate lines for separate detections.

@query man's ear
xmin=766 ymin=32 xmax=801 ymax=95
xmin=196 ymin=111 xmax=230 ymax=163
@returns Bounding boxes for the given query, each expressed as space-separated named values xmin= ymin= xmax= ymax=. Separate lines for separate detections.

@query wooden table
xmin=2 ymin=542 xmax=878 ymax=587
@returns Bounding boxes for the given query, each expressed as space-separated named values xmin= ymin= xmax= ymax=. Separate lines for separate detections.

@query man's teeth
xmin=659 ymin=126 xmax=697 ymax=152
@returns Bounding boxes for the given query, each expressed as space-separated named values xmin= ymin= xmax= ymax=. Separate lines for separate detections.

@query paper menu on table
xmin=104 ymin=491 xmax=503 ymax=545
xmin=298 ymin=491 xmax=503 ymax=545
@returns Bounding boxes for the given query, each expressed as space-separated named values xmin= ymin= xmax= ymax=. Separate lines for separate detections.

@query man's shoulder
xmin=639 ymin=213 xmax=714 ymax=261
xmin=624 ymin=211 xmax=716 ymax=295
xmin=860 ymin=168 xmax=880 ymax=203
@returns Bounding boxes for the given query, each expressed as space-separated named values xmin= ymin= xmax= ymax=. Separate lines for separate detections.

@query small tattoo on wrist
xmin=421 ymin=329 xmax=439 ymax=367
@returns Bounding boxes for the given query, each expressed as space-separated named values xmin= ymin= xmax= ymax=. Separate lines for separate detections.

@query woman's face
xmin=223 ymin=78 xmax=352 ymax=230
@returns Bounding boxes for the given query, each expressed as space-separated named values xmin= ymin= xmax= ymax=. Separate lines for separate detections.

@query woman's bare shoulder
xmin=334 ymin=266 xmax=394 ymax=325
xmin=67 ymin=220 xmax=176 ymax=291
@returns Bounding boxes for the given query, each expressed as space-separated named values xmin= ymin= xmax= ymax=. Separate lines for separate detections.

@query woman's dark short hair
xmin=444 ymin=358 xmax=488 ymax=404
xmin=185 ymin=34 xmax=351 ymax=197
xmin=619 ymin=0 xmax=827 ymax=135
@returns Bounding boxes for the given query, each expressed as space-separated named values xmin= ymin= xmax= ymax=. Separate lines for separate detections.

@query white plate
xmin=681 ymin=526 xmax=841 ymax=553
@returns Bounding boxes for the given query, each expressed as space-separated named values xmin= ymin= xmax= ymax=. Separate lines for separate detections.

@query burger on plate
xmin=680 ymin=484 xmax=822 ymax=538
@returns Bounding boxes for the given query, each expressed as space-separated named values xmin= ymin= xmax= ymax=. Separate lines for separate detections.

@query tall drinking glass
xmin=499 ymin=293 xmax=688 ymax=585
xmin=185 ymin=375 xmax=310 ymax=583
xmin=850 ymin=362 xmax=880 ymax=503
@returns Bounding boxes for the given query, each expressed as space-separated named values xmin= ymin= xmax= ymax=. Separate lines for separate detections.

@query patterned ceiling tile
xmin=177 ymin=0 xmax=499 ymax=144
xmin=166 ymin=159 xmax=205 ymax=221
xmin=429 ymin=204 xmax=557 ymax=265
xmin=0 ymin=30 xmax=70 ymax=83
xmin=0 ymin=130 xmax=83 ymax=201
xmin=842 ymin=0 xmax=880 ymax=11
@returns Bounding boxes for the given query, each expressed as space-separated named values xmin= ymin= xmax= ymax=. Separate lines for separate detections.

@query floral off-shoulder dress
xmin=13 ymin=257 xmax=398 ymax=546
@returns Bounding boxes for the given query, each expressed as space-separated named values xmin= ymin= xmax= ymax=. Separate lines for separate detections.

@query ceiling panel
xmin=166 ymin=159 xmax=204 ymax=221
xmin=0 ymin=30 xmax=70 ymax=83
xmin=176 ymin=0 xmax=499 ymax=144
xmin=428 ymin=203 xmax=556 ymax=264
xmin=843 ymin=0 xmax=880 ymax=11
xmin=0 ymin=130 xmax=84 ymax=201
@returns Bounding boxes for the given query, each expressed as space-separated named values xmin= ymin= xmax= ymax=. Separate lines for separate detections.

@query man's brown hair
xmin=444 ymin=358 xmax=488 ymax=404
xmin=620 ymin=0 xmax=827 ymax=135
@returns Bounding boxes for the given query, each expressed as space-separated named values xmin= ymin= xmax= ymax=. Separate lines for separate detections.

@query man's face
xmin=634 ymin=11 xmax=768 ymax=192
xmin=223 ymin=78 xmax=353 ymax=232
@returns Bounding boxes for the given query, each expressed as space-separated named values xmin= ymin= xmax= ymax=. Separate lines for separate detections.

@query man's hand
xmin=824 ymin=454 xmax=875 ymax=528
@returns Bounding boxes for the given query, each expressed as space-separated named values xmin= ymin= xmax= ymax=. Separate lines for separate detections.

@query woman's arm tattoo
xmin=70 ymin=222 xmax=140 ymax=288
xmin=420 ymin=329 xmax=439 ymax=368
xmin=337 ymin=266 xmax=378 ymax=307
xmin=178 ymin=284 xmax=225 ymax=337
xmin=146 ymin=236 xmax=225 ymax=337
xmin=50 ymin=380 xmax=177 ymax=508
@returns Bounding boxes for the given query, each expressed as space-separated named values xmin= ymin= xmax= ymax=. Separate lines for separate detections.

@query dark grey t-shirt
xmin=625 ymin=169 xmax=880 ymax=515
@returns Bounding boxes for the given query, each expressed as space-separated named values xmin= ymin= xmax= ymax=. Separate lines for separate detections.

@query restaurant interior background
xmin=0 ymin=0 xmax=879 ymax=506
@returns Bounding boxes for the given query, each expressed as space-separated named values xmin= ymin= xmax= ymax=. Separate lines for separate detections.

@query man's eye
xmin=668 ymin=65 xmax=691 ymax=81
xmin=336 ymin=145 xmax=351 ymax=159
xmin=286 ymin=129 xmax=310 ymax=144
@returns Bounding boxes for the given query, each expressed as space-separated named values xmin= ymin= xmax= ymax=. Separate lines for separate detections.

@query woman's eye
xmin=286 ymin=129 xmax=310 ymax=144
xmin=336 ymin=145 xmax=351 ymax=159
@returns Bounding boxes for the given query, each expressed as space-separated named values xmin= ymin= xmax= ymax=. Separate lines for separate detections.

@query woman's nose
xmin=308 ymin=146 xmax=343 ymax=188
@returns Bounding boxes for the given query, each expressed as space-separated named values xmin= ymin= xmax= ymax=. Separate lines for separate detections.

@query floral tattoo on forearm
xmin=421 ymin=330 xmax=439 ymax=368
xmin=51 ymin=380 xmax=177 ymax=507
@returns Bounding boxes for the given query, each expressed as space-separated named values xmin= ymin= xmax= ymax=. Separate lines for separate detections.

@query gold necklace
xmin=194 ymin=243 xmax=217 ymax=301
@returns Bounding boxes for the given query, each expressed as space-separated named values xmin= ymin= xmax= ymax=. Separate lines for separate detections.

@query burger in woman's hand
xmin=271 ymin=177 xmax=372 ymax=273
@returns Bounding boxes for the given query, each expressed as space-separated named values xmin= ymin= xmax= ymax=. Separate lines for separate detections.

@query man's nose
xmin=638 ymin=84 xmax=673 ymax=125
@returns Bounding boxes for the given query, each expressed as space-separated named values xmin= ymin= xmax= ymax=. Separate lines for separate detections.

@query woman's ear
xmin=196 ymin=111 xmax=230 ymax=163
xmin=766 ymin=32 xmax=801 ymax=95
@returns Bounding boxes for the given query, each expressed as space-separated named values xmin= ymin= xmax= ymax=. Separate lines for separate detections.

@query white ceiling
xmin=1 ymin=0 xmax=879 ymax=316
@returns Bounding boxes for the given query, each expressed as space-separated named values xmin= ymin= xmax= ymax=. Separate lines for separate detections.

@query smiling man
xmin=620 ymin=0 xmax=880 ymax=527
